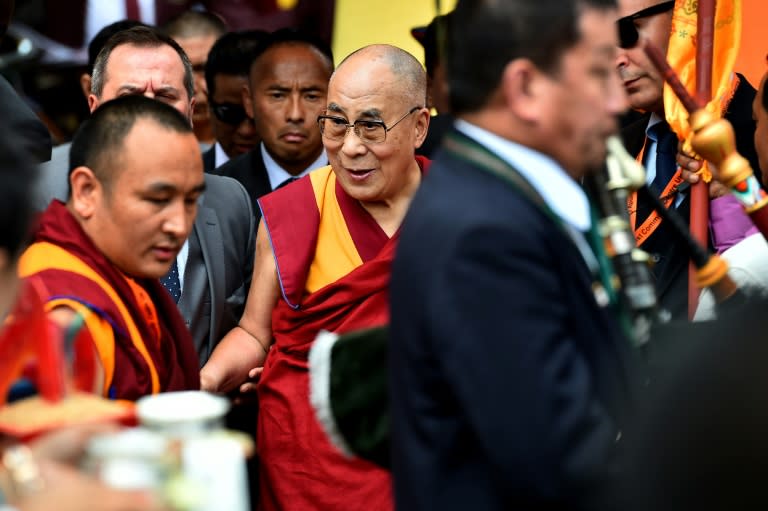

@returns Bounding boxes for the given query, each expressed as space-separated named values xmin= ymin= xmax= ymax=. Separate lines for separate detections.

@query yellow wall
xmin=332 ymin=0 xmax=456 ymax=65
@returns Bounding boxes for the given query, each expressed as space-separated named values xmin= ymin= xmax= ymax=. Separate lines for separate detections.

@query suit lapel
xmin=193 ymin=204 xmax=226 ymax=344
xmin=202 ymin=146 xmax=216 ymax=173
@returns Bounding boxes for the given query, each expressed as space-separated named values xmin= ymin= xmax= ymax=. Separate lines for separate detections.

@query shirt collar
xmin=261 ymin=143 xmax=328 ymax=190
xmin=214 ymin=142 xmax=230 ymax=169
xmin=642 ymin=112 xmax=665 ymax=186
xmin=455 ymin=119 xmax=591 ymax=232
xmin=645 ymin=112 xmax=665 ymax=135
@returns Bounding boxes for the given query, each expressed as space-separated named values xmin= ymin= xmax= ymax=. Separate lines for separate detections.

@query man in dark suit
xmin=35 ymin=26 xmax=255 ymax=366
xmin=616 ymin=0 xmax=760 ymax=320
xmin=389 ymin=0 xmax=636 ymax=509
xmin=211 ymin=29 xmax=333 ymax=212
xmin=202 ymin=30 xmax=266 ymax=173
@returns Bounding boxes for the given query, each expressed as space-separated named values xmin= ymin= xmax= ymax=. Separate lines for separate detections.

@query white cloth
xmin=214 ymin=142 xmax=230 ymax=169
xmin=177 ymin=239 xmax=189 ymax=290
xmin=85 ymin=0 xmax=156 ymax=49
xmin=694 ymin=233 xmax=768 ymax=320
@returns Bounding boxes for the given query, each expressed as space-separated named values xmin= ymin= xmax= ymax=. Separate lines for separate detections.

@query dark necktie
xmin=160 ymin=259 xmax=182 ymax=304
xmin=647 ymin=121 xmax=678 ymax=193
xmin=125 ymin=0 xmax=141 ymax=20
xmin=276 ymin=176 xmax=299 ymax=190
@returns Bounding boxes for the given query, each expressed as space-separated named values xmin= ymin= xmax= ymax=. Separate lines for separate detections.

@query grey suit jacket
xmin=181 ymin=174 xmax=255 ymax=365
xmin=34 ymin=147 xmax=256 ymax=366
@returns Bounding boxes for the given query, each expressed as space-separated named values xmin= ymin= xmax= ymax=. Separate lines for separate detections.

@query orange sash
xmin=627 ymin=140 xmax=684 ymax=246
xmin=18 ymin=242 xmax=161 ymax=396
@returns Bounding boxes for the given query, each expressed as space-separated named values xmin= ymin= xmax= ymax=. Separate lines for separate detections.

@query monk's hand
xmin=30 ymin=423 xmax=120 ymax=466
xmin=200 ymin=325 xmax=269 ymax=394
xmin=238 ymin=367 xmax=264 ymax=395
xmin=19 ymin=459 xmax=170 ymax=511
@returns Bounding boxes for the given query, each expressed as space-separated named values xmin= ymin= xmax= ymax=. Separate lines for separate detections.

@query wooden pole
xmin=688 ymin=0 xmax=716 ymax=319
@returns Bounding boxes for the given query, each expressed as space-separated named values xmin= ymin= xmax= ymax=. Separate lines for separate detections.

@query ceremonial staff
xmin=645 ymin=41 xmax=768 ymax=247
xmin=688 ymin=0 xmax=716 ymax=318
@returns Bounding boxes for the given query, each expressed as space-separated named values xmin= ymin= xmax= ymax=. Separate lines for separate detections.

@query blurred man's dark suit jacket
xmin=390 ymin=129 xmax=636 ymax=510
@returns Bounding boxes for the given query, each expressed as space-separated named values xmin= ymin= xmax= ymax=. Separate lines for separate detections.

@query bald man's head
xmin=322 ymin=44 xmax=429 ymax=210
xmin=335 ymin=44 xmax=427 ymax=109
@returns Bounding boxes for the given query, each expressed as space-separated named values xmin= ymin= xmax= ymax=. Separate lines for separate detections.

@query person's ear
xmin=69 ymin=166 xmax=101 ymax=219
xmin=243 ymin=84 xmax=255 ymax=119
xmin=500 ymin=58 xmax=547 ymax=123
xmin=188 ymin=96 xmax=196 ymax=128
xmin=412 ymin=107 xmax=431 ymax=149
xmin=87 ymin=94 xmax=100 ymax=114
xmin=79 ymin=74 xmax=92 ymax=101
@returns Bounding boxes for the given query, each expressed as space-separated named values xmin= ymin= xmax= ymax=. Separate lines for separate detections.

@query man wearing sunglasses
xmin=202 ymin=29 xmax=266 ymax=172
xmin=616 ymin=0 xmax=761 ymax=321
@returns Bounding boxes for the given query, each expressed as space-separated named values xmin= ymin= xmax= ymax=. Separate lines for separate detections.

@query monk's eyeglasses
xmin=317 ymin=106 xmax=421 ymax=144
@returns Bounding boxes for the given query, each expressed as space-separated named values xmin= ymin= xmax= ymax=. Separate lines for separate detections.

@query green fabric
xmin=328 ymin=326 xmax=390 ymax=469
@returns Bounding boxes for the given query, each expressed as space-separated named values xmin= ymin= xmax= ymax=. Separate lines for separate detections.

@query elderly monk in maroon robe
xmin=201 ymin=44 xmax=430 ymax=511
xmin=19 ymin=96 xmax=202 ymax=400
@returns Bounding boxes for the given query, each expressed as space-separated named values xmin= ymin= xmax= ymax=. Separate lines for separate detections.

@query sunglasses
xmin=210 ymin=101 xmax=249 ymax=125
xmin=616 ymin=0 xmax=675 ymax=49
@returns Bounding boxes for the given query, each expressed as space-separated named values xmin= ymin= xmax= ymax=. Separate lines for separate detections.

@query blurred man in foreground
xmin=390 ymin=0 xmax=635 ymax=509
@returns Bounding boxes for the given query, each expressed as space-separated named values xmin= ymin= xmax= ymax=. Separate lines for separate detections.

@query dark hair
xmin=69 ymin=95 xmax=193 ymax=194
xmin=448 ymin=0 xmax=617 ymax=115
xmin=162 ymin=9 xmax=227 ymax=40
xmin=87 ymin=20 xmax=149 ymax=74
xmin=0 ymin=134 xmax=35 ymax=257
xmin=91 ymin=26 xmax=194 ymax=101
xmin=415 ymin=12 xmax=454 ymax=79
xmin=204 ymin=30 xmax=268 ymax=98
xmin=249 ymin=27 xmax=335 ymax=79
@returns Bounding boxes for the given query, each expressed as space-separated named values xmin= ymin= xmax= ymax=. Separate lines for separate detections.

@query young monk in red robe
xmin=19 ymin=96 xmax=202 ymax=400
xmin=201 ymin=44 xmax=431 ymax=511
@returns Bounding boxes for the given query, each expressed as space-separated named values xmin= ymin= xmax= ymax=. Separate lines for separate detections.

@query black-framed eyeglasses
xmin=616 ymin=0 xmax=675 ymax=49
xmin=317 ymin=106 xmax=422 ymax=144
xmin=210 ymin=101 xmax=249 ymax=125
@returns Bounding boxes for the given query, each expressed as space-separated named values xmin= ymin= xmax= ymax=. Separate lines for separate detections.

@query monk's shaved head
xmin=69 ymin=95 xmax=193 ymax=195
xmin=335 ymin=44 xmax=427 ymax=107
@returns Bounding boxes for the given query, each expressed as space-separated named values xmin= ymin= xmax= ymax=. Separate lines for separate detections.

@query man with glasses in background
xmin=201 ymin=44 xmax=430 ymax=510
xmin=202 ymin=30 xmax=267 ymax=172
xmin=616 ymin=0 xmax=760 ymax=321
